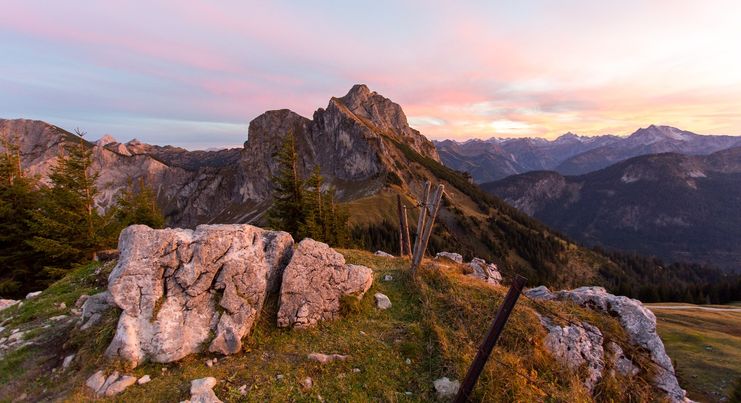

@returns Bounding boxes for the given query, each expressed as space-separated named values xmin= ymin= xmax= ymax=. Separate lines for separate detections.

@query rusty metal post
xmin=454 ymin=275 xmax=527 ymax=403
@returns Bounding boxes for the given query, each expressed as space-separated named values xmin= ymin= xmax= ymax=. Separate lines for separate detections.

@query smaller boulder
xmin=467 ymin=258 xmax=502 ymax=285
xmin=434 ymin=252 xmax=463 ymax=264
xmin=25 ymin=291 xmax=42 ymax=299
xmin=301 ymin=377 xmax=313 ymax=390
xmin=278 ymin=239 xmax=373 ymax=329
xmin=433 ymin=377 xmax=460 ymax=399
xmin=137 ymin=375 xmax=151 ymax=385
xmin=86 ymin=371 xmax=106 ymax=393
xmin=105 ymin=375 xmax=137 ymax=397
xmin=374 ymin=293 xmax=392 ymax=310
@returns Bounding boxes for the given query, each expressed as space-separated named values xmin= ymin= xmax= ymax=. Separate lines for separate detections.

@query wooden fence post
xmin=402 ymin=204 xmax=411 ymax=256
xmin=397 ymin=194 xmax=404 ymax=257
xmin=454 ymin=275 xmax=527 ymax=402
xmin=411 ymin=183 xmax=444 ymax=274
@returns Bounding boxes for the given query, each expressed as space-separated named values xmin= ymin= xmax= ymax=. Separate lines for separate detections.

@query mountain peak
xmin=340 ymin=84 xmax=373 ymax=104
xmin=95 ymin=134 xmax=117 ymax=147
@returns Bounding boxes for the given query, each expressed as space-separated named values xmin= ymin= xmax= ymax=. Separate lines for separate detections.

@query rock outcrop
xmin=539 ymin=316 xmax=604 ymax=392
xmin=105 ymin=224 xmax=293 ymax=367
xmin=277 ymin=239 xmax=373 ymax=329
xmin=526 ymin=286 xmax=688 ymax=402
xmin=86 ymin=370 xmax=137 ymax=397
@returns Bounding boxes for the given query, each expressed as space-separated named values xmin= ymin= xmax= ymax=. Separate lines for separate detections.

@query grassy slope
xmin=646 ymin=304 xmax=741 ymax=402
xmin=1 ymin=252 xmax=662 ymax=402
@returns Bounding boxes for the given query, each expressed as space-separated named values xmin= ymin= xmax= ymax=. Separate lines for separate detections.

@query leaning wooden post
xmin=454 ymin=275 xmax=527 ymax=403
xmin=413 ymin=181 xmax=431 ymax=255
xmin=402 ymin=204 xmax=412 ymax=256
xmin=397 ymin=194 xmax=404 ymax=257
xmin=411 ymin=184 xmax=444 ymax=273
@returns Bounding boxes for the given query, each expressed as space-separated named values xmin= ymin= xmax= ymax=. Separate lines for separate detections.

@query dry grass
xmin=647 ymin=304 xmax=741 ymax=402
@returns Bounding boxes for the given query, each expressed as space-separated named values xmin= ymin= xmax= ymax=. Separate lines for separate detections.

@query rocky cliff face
xmin=1 ymin=85 xmax=439 ymax=228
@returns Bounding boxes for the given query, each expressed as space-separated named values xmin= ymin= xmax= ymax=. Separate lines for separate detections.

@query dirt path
xmin=647 ymin=305 xmax=741 ymax=312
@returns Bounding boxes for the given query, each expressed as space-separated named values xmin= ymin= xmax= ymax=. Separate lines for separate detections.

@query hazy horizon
xmin=3 ymin=1 xmax=741 ymax=148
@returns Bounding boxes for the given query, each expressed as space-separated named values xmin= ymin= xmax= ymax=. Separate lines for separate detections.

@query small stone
xmin=49 ymin=315 xmax=68 ymax=321
xmin=75 ymin=294 xmax=90 ymax=308
xmin=359 ymin=331 xmax=367 ymax=336
xmin=405 ymin=358 xmax=411 ymax=365
xmin=80 ymin=313 xmax=102 ymax=331
xmin=105 ymin=375 xmax=137 ymax=396
xmin=137 ymin=375 xmax=151 ymax=385
xmin=62 ymin=354 xmax=75 ymax=369
xmin=374 ymin=251 xmax=394 ymax=258
xmin=57 ymin=302 xmax=67 ymax=310
xmin=99 ymin=371 xmax=120 ymax=394
xmin=383 ymin=274 xmax=393 ymax=281
xmin=188 ymin=377 xmax=222 ymax=403
xmin=86 ymin=371 xmax=106 ymax=393
xmin=238 ymin=384 xmax=248 ymax=396
xmin=205 ymin=359 xmax=214 ymax=367
xmin=276 ymin=374 xmax=284 ymax=380
xmin=352 ymin=368 xmax=361 ymax=373
xmin=301 ymin=377 xmax=313 ymax=390
xmin=434 ymin=252 xmax=463 ymax=264
xmin=374 ymin=293 xmax=392 ymax=310
xmin=434 ymin=377 xmax=460 ymax=399
xmin=307 ymin=353 xmax=348 ymax=364
xmin=25 ymin=291 xmax=42 ymax=299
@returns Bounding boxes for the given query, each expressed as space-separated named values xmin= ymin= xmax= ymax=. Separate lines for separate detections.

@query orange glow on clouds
xmin=1 ymin=0 xmax=741 ymax=147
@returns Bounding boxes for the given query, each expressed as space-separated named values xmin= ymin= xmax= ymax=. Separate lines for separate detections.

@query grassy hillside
xmin=0 ymin=252 xmax=663 ymax=402
xmin=647 ymin=304 xmax=741 ymax=402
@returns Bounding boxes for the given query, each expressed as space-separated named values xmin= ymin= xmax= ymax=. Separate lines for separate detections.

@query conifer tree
xmin=0 ymin=134 xmax=41 ymax=295
xmin=27 ymin=129 xmax=103 ymax=279
xmin=111 ymin=177 xmax=165 ymax=230
xmin=267 ymin=132 xmax=305 ymax=237
xmin=301 ymin=166 xmax=324 ymax=240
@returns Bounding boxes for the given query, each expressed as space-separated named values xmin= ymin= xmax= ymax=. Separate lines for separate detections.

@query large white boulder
xmin=105 ymin=224 xmax=293 ymax=367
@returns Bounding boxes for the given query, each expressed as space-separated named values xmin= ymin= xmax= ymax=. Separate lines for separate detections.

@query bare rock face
xmin=539 ymin=316 xmax=604 ymax=392
xmin=467 ymin=258 xmax=502 ymax=285
xmin=105 ymin=224 xmax=293 ymax=367
xmin=277 ymin=239 xmax=373 ymax=329
xmin=526 ymin=286 xmax=688 ymax=402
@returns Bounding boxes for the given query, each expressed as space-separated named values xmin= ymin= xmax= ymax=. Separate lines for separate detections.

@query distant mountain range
xmin=482 ymin=148 xmax=741 ymax=271
xmin=436 ymin=125 xmax=741 ymax=182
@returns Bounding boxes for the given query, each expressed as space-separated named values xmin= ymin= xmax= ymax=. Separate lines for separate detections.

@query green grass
xmin=647 ymin=304 xmax=741 ymax=402
xmin=2 ymin=252 xmax=663 ymax=402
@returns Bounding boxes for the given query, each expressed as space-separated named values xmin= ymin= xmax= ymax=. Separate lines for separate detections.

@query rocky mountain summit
xmin=1 ymin=85 xmax=438 ymax=227
xmin=483 ymin=148 xmax=741 ymax=270
xmin=436 ymin=125 xmax=741 ymax=182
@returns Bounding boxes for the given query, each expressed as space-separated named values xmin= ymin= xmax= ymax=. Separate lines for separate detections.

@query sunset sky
xmin=2 ymin=1 xmax=741 ymax=148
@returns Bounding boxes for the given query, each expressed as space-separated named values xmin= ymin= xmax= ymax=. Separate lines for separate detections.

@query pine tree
xmin=0 ymin=134 xmax=41 ymax=296
xmin=267 ymin=132 xmax=305 ymax=237
xmin=301 ymin=166 xmax=324 ymax=240
xmin=27 ymin=129 xmax=103 ymax=280
xmin=111 ymin=177 xmax=165 ymax=230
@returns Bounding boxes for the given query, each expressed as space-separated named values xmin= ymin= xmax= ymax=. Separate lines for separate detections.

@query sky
xmin=2 ymin=1 xmax=741 ymax=149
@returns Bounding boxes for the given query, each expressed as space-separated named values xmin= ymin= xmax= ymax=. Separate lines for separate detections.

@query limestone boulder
xmin=277 ymin=239 xmax=373 ymax=329
xmin=526 ymin=286 xmax=689 ymax=402
xmin=539 ymin=316 xmax=604 ymax=392
xmin=105 ymin=224 xmax=293 ymax=367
